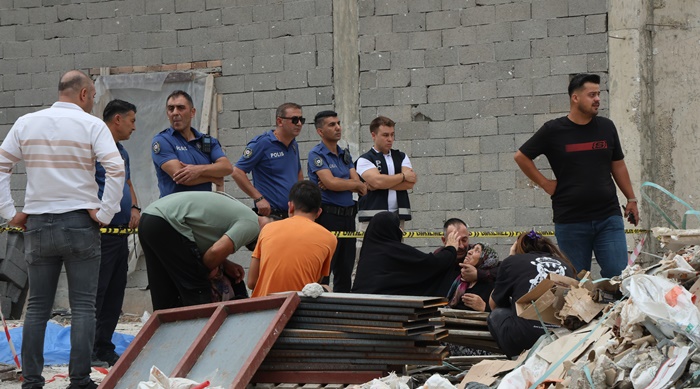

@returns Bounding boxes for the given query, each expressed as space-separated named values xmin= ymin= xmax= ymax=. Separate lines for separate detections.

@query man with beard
xmin=514 ymin=73 xmax=639 ymax=278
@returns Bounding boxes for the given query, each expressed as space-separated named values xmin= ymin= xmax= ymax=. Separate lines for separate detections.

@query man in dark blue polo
xmin=308 ymin=111 xmax=366 ymax=292
xmin=151 ymin=90 xmax=232 ymax=198
xmin=232 ymin=102 xmax=304 ymax=219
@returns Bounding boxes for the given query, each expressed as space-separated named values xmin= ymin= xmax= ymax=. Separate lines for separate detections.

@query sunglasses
xmin=279 ymin=116 xmax=306 ymax=125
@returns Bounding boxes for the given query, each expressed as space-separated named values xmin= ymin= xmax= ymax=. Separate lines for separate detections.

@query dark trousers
xmin=94 ymin=234 xmax=128 ymax=358
xmin=487 ymin=307 xmax=558 ymax=357
xmin=139 ymin=214 xmax=211 ymax=311
xmin=316 ymin=210 xmax=356 ymax=292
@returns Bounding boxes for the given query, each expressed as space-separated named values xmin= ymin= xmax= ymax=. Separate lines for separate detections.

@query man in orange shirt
xmin=248 ymin=180 xmax=337 ymax=297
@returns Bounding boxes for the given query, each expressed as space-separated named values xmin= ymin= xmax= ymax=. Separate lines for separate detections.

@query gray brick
xmin=57 ymin=3 xmax=86 ymax=21
xmin=205 ymin=25 xmax=237 ymax=43
xmin=0 ymin=25 xmax=15 ymax=42
xmin=532 ymin=75 xmax=568 ymax=95
xmin=130 ymin=15 xmax=162 ymax=32
xmin=549 ymin=93 xmax=570 ymax=113
xmin=532 ymin=0 xmax=567 ymax=19
xmin=0 ymin=258 xmax=26 ymax=290
xmin=215 ymin=75 xmax=245 ymax=93
xmin=14 ymin=88 xmax=44 ymax=106
xmin=395 ymin=121 xmax=429 ymax=140
xmin=443 ymin=26 xmax=477 ymax=47
xmin=533 ymin=113 xmax=561 ymax=129
xmin=411 ymin=103 xmax=446 ymax=121
xmin=316 ymin=0 xmax=332 ymax=17
xmin=358 ymin=0 xmax=375 ymax=17
xmin=497 ymin=77 xmax=532 ymax=97
xmin=548 ymin=17 xmax=585 ymax=37
xmin=1 ymin=8 xmax=28 ymax=25
xmin=175 ymin=0 xmax=204 ymax=13
xmin=101 ymin=50 xmax=132 ymax=67
xmin=192 ymin=9 xmax=222 ymax=28
xmin=512 ymin=19 xmax=547 ymax=40
xmin=458 ymin=43 xmax=495 ymax=64
xmin=376 ymin=33 xmax=409 ymax=51
xmin=550 ymin=54 xmax=587 ymax=75
xmin=376 ymin=0 xmax=408 ymax=15
xmin=445 ymin=101 xmax=478 ymax=120
xmin=276 ymin=70 xmax=307 ymax=89
xmin=317 ymin=49 xmax=332 ymax=68
xmin=251 ymin=54 xmax=283 ymax=73
xmin=568 ymin=33 xmax=607 ymax=54
xmin=428 ymin=156 xmax=464 ymax=174
xmin=477 ymin=97 xmax=513 ymax=117
xmin=28 ymin=6 xmax=56 ymax=25
xmin=412 ymin=139 xmax=445 ymax=157
xmin=361 ymin=88 xmax=394 ymax=106
xmin=587 ymin=53 xmax=608 ymax=72
xmin=586 ymin=14 xmax=607 ymax=34
xmin=253 ymin=38 xmax=285 ymax=56
xmin=408 ymin=0 xmax=441 ymax=12
xmin=499 ymin=188 xmax=535 ymax=207
xmin=410 ymin=68 xmax=444 ymax=87
xmin=425 ymin=48 xmax=459 ymax=67
xmin=88 ymin=34 xmax=118 ymax=53
xmin=495 ymin=3 xmax=530 ymax=22
xmin=222 ymin=6 xmax=252 ymax=25
xmin=476 ymin=23 xmax=511 ymax=43
xmin=223 ymin=41 xmax=254 ymax=58
xmin=461 ymin=5 xmax=495 ymax=26
xmin=103 ymin=16 xmax=131 ymax=34
xmin=392 ymin=12 xmax=425 ymax=33
xmin=239 ymin=22 xmax=269 ymax=41
xmin=253 ymin=4 xmax=283 ymax=22
xmin=44 ymin=21 xmax=72 ymax=39
xmin=285 ymin=87 xmax=317 ymax=107
xmin=481 ymin=170 xmax=515 ymax=190
xmin=446 ymin=137 xmax=479 ymax=155
xmin=308 ymin=68 xmax=332 ymax=87
xmin=360 ymin=71 xmax=377 ymax=89
xmin=300 ymin=16 xmax=332 ymax=34
xmin=377 ymin=106 xmax=413 ymax=122
xmin=145 ymin=31 xmax=176 ymax=49
xmin=359 ymin=35 xmax=375 ymax=52
xmin=497 ymin=114 xmax=534 ymax=134
xmin=31 ymin=39 xmax=60 ymax=57
xmin=408 ymin=31 xmax=442 ymax=49
xmin=223 ymin=56 xmax=253 ymax=75
xmin=428 ymin=121 xmax=464 ymax=138
xmin=495 ymin=41 xmax=530 ymax=61
xmin=286 ymin=35 xmax=316 ymax=54
xmin=119 ymin=0 xmax=146 ymax=16
xmin=394 ymin=87 xmax=427 ymax=105
xmin=465 ymin=190 xmax=499 ymax=209
xmin=162 ymin=46 xmax=191 ymax=64
xmin=514 ymin=96 xmax=549 ymax=114
xmin=444 ymin=0 xmax=477 ymax=9
xmin=480 ymin=208 xmax=515 ymax=227
xmin=77 ymin=19 xmax=102 ymax=36
xmin=4 ymin=41 xmax=30 ymax=59
xmin=426 ymin=10 xmax=460 ymax=30
xmin=515 ymin=207 xmax=552 ymax=226
xmin=240 ymin=109 xmax=273 ymax=128
xmin=462 ymin=81 xmax=498 ymax=100
xmin=513 ymin=58 xmax=551 ymax=77
xmin=480 ymin=134 xmax=514 ymax=153
xmin=192 ymin=42 xmax=221 ymax=61
xmin=46 ymin=55 xmax=74 ymax=72
xmin=285 ymin=52 xmax=316 ymax=70
xmin=176 ymin=29 xmax=199 ymax=46
xmin=532 ymin=36 xmax=567 ymax=57
xmin=16 ymin=25 xmax=45 ymax=41
xmin=270 ymin=20 xmax=301 ymax=38
xmin=428 ymin=84 xmax=462 ymax=103
xmin=477 ymin=62 xmax=514 ymax=81
xmin=445 ymin=64 xmax=479 ymax=84
xmin=31 ymin=72 xmax=59 ymax=90
xmin=60 ymin=37 xmax=89 ymax=54
xmin=377 ymin=69 xmax=410 ymax=87
xmin=284 ymin=0 xmax=315 ymax=20
xmin=391 ymin=50 xmax=424 ymax=68
xmin=569 ymin=0 xmax=607 ymax=16
xmin=224 ymin=92 xmax=255 ymax=110
xmin=359 ymin=16 xmax=393 ymax=35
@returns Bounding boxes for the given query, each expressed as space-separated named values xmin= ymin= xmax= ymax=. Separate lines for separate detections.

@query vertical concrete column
xmin=332 ymin=0 xmax=360 ymax=158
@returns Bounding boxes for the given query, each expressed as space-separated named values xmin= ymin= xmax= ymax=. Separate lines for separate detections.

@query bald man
xmin=0 ymin=70 xmax=124 ymax=389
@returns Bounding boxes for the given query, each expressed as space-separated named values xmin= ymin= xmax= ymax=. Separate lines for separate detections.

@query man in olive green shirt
xmin=139 ymin=191 xmax=274 ymax=310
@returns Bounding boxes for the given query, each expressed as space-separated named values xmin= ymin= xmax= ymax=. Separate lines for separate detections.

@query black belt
xmin=322 ymin=204 xmax=357 ymax=217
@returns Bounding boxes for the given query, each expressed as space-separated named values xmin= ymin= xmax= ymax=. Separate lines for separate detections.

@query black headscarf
xmin=351 ymin=211 xmax=457 ymax=296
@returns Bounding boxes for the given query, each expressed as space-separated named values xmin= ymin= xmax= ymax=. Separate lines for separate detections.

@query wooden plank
xmin=251 ymin=371 xmax=385 ymax=384
xmin=199 ymin=74 xmax=214 ymax=134
xmin=442 ymin=317 xmax=489 ymax=327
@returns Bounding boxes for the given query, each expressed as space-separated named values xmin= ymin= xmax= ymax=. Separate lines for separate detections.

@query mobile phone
xmin=621 ymin=205 xmax=636 ymax=224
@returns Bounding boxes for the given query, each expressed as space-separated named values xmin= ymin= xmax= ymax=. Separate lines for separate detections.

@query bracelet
xmin=401 ymin=172 xmax=405 ymax=182
xmin=131 ymin=205 xmax=141 ymax=212
xmin=253 ymin=195 xmax=265 ymax=204
xmin=627 ymin=198 xmax=638 ymax=203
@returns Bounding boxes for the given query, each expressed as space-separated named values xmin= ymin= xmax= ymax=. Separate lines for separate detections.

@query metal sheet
xmin=298 ymin=302 xmax=437 ymax=315
xmin=294 ymin=308 xmax=440 ymax=321
xmin=287 ymin=322 xmax=436 ymax=336
xmin=251 ymin=370 xmax=386 ymax=384
xmin=298 ymin=292 xmax=447 ymax=308
xmin=258 ymin=362 xmax=389 ymax=371
xmin=267 ymin=346 xmax=446 ymax=360
xmin=289 ymin=315 xmax=431 ymax=329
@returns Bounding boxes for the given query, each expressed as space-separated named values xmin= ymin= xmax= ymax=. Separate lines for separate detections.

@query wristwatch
xmin=253 ymin=195 xmax=265 ymax=204
xmin=132 ymin=205 xmax=141 ymax=212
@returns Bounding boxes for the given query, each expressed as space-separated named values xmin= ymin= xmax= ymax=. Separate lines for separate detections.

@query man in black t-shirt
xmin=513 ymin=73 xmax=640 ymax=278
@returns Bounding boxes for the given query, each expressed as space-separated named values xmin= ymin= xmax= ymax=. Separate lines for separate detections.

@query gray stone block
xmin=240 ymin=109 xmax=273 ymax=128
xmin=16 ymin=25 xmax=45 ymax=41
xmin=287 ymin=52 xmax=317 ymax=70
xmin=512 ymin=19 xmax=547 ymax=40
xmin=447 ymin=137 xmax=479 ymax=156
xmin=391 ymin=50 xmax=425 ymax=68
xmin=252 ymin=90 xmax=285 ymax=109
xmin=360 ymin=15 xmax=393 ymax=36
xmin=568 ymin=33 xmax=607 ymax=54
xmin=359 ymin=35 xmax=376 ymax=52
xmin=499 ymin=188 xmax=535 ymax=208
xmin=15 ymin=89 xmax=47 ymax=107
xmin=482 ymin=171 xmax=516 ymax=190
xmin=532 ymin=0 xmax=567 ymax=20
xmin=404 ymin=31 xmax=442 ymax=51
xmin=192 ymin=42 xmax=222 ymax=61
xmin=463 ymin=80 xmax=497 ymax=100
xmin=44 ymin=21 xmax=72 ymax=39
xmin=569 ymin=0 xmax=607 ymax=16
xmin=223 ymin=41 xmax=254 ymax=58
xmin=445 ymin=64 xmax=479 ymax=84
xmin=300 ymin=16 xmax=332 ymax=34
xmin=458 ymin=44 xmax=495 ymax=65
xmin=534 ymin=113 xmax=561 ymax=129
xmin=465 ymin=117 xmax=498 ymax=136
xmin=216 ymin=75 xmax=245 ymax=94
xmin=222 ymin=6 xmax=253 ymax=25
xmin=395 ymin=121 xmax=429 ymax=140
xmin=478 ymin=98 xmax=514 ymax=117
xmin=377 ymin=105 xmax=413 ymax=122
xmin=101 ymin=50 xmax=132 ymax=67
xmin=162 ymin=46 xmax=191 ymax=64
xmin=429 ymin=120 xmax=466 ymax=138
xmin=6 ymin=282 xmax=22 ymax=303
xmin=16 ymin=58 xmax=45 ymax=75
xmin=359 ymin=108 xmax=378 ymax=126
xmin=286 ymin=35 xmax=316 ymax=54
xmin=497 ymin=114 xmax=534 ymax=134
xmin=376 ymin=33 xmax=408 ymax=51
xmin=408 ymin=0 xmax=441 ymax=12
xmin=1 ymin=7 xmax=28 ymax=25
xmin=515 ymin=207 xmax=553 ymax=226
xmin=360 ymin=52 xmax=391 ymax=71
xmin=4 ymin=42 xmax=31 ymax=59
xmin=480 ymin=134 xmax=515 ymax=154
xmin=103 ymin=16 xmax=132 ymax=34
xmin=392 ymin=12 xmax=425 ymax=33
xmin=308 ymin=68 xmax=332 ymax=87
xmin=426 ymin=10 xmax=461 ymax=30
xmin=0 ymin=296 xmax=10 ymax=318
xmin=443 ymin=26 xmax=477 ymax=47
xmin=251 ymin=54 xmax=283 ymax=73
xmin=479 ymin=208 xmax=515 ymax=228
xmin=0 ymin=91 xmax=13 ymax=107
xmin=118 ymin=32 xmax=148 ymax=50
xmin=531 ymin=36 xmax=567 ymax=58
xmin=550 ymin=54 xmax=587 ymax=75
xmin=46 ymin=55 xmax=75 ymax=72
xmin=0 ymin=26 xmax=15 ymax=42
xmin=495 ymin=2 xmax=530 ymax=22
xmin=358 ymin=0 xmax=375 ymax=17
xmin=89 ymin=34 xmax=119 ymax=53
xmin=411 ymin=103 xmax=446 ymax=121
xmin=161 ymin=12 xmax=192 ymax=30
xmin=360 ymin=71 xmax=377 ymax=89
xmin=175 ymin=0 xmax=204 ymax=13
xmin=360 ymin=88 xmax=394 ymax=107
xmin=532 ymin=75 xmax=568 ymax=95
xmin=376 ymin=0 xmax=408 ymax=15
xmin=587 ymin=53 xmax=608 ymax=72
xmin=27 ymin=6 xmax=55 ymax=25
xmin=430 ymin=191 xmax=465 ymax=211
xmin=253 ymin=38 xmax=285 ymax=56
xmin=465 ymin=190 xmax=499 ymax=209
xmin=548 ymin=17 xmax=585 ymax=37
xmin=513 ymin=58 xmax=551 ymax=78
xmin=3 ymin=74 xmax=31 ymax=91
xmin=377 ymin=69 xmax=410 ymax=87
xmin=283 ymin=0 xmax=316 ymax=20
xmin=253 ymin=4 xmax=283 ymax=22
xmin=514 ymin=96 xmax=549 ymax=114
xmin=223 ymin=92 xmax=255 ymax=111
xmin=497 ymin=77 xmax=532 ymax=97
xmin=495 ymin=41 xmax=530 ymax=61
xmin=425 ymin=47 xmax=459 ymax=67
xmin=445 ymin=101 xmax=478 ymax=120
xmin=549 ymin=93 xmax=570 ymax=113
xmin=192 ymin=9 xmax=222 ymax=28
xmin=239 ymin=22 xmax=270 ymax=41
xmin=145 ymin=31 xmax=177 ymax=49
xmin=461 ymin=5 xmax=495 ymax=26
xmin=410 ymin=68 xmax=444 ymax=87
xmin=276 ymin=70 xmax=308 ymax=90
xmin=57 ymin=3 xmax=86 ymax=21
xmin=476 ymin=22 xmax=511 ymax=43
xmin=428 ymin=156 xmax=464 ymax=174
xmin=270 ymin=20 xmax=301 ymax=39
xmin=586 ymin=14 xmax=607 ymax=34
xmin=428 ymin=84 xmax=461 ymax=103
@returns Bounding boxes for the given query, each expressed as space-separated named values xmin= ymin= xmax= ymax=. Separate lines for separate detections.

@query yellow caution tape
xmin=0 ymin=226 xmax=137 ymax=235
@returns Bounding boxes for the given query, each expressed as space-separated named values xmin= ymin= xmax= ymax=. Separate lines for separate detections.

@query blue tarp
xmin=0 ymin=322 xmax=134 ymax=365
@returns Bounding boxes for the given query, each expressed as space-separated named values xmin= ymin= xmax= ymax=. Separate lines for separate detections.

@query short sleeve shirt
xmin=151 ymin=127 xmax=226 ymax=198
xmin=96 ymin=143 xmax=131 ymax=226
xmin=355 ymin=148 xmax=412 ymax=212
xmin=307 ymin=142 xmax=355 ymax=207
xmin=235 ymin=130 xmax=301 ymax=211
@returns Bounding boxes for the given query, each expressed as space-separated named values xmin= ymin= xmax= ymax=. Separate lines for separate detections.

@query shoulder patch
xmin=152 ymin=142 xmax=161 ymax=154
xmin=242 ymin=147 xmax=253 ymax=159
xmin=314 ymin=156 xmax=323 ymax=167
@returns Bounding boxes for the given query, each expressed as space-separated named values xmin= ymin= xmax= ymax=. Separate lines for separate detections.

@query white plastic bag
xmin=137 ymin=365 xmax=221 ymax=389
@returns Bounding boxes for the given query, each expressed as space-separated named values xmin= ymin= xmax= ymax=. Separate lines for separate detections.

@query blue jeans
xmin=21 ymin=211 xmax=100 ymax=388
xmin=555 ymin=215 xmax=628 ymax=279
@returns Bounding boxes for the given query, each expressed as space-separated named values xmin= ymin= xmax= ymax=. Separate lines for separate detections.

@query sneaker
xmin=95 ymin=351 xmax=120 ymax=367
xmin=90 ymin=354 xmax=109 ymax=368
xmin=66 ymin=380 xmax=98 ymax=389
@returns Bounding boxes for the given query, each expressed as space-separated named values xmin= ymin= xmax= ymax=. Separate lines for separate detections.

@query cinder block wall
xmin=0 ymin=0 xmax=610 ymax=312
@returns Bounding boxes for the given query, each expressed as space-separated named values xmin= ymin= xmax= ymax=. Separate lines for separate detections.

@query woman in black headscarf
xmin=351 ymin=211 xmax=462 ymax=296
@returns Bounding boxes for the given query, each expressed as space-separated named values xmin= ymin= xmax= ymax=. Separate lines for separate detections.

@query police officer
xmin=151 ymin=90 xmax=232 ymax=198
xmin=232 ymin=102 xmax=304 ymax=218
xmin=308 ymin=111 xmax=366 ymax=292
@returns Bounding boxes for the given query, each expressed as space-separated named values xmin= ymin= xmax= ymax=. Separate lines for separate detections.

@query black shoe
xmin=66 ymin=380 xmax=98 ymax=389
xmin=95 ymin=351 xmax=120 ymax=367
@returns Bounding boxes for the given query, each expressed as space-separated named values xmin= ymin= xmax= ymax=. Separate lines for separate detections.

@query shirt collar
xmin=52 ymin=102 xmax=84 ymax=111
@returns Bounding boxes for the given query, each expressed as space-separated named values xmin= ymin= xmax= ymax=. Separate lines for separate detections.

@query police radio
xmin=201 ymin=135 xmax=212 ymax=153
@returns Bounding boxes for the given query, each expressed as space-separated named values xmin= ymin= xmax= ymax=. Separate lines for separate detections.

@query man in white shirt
xmin=0 ymin=70 xmax=124 ymax=389
xmin=355 ymin=116 xmax=417 ymax=227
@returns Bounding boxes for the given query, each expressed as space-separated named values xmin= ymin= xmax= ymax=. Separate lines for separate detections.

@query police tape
xmin=0 ymin=226 xmax=137 ymax=235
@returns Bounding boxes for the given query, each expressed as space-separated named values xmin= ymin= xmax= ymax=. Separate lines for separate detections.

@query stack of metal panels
xmin=435 ymin=308 xmax=501 ymax=353
xmin=254 ymin=293 xmax=449 ymax=383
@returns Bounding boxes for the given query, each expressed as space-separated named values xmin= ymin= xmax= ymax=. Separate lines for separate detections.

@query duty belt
xmin=322 ymin=204 xmax=357 ymax=217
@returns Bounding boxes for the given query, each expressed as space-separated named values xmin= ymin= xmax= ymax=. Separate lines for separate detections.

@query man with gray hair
xmin=0 ymin=70 xmax=124 ymax=389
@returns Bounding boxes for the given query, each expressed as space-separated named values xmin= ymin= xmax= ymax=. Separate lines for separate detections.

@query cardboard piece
xmin=558 ymin=287 xmax=606 ymax=323
xmin=515 ymin=274 xmax=578 ymax=325
xmin=458 ymin=353 xmax=526 ymax=388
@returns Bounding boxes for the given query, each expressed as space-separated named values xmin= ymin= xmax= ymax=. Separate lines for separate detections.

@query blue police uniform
xmin=235 ymin=129 xmax=301 ymax=213
xmin=151 ymin=127 xmax=226 ymax=198
xmin=307 ymin=142 xmax=357 ymax=292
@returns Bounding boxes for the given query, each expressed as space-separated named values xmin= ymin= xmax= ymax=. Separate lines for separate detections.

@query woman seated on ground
xmin=351 ymin=211 xmax=463 ymax=296
xmin=487 ymin=230 xmax=576 ymax=358
xmin=446 ymin=243 xmax=499 ymax=312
